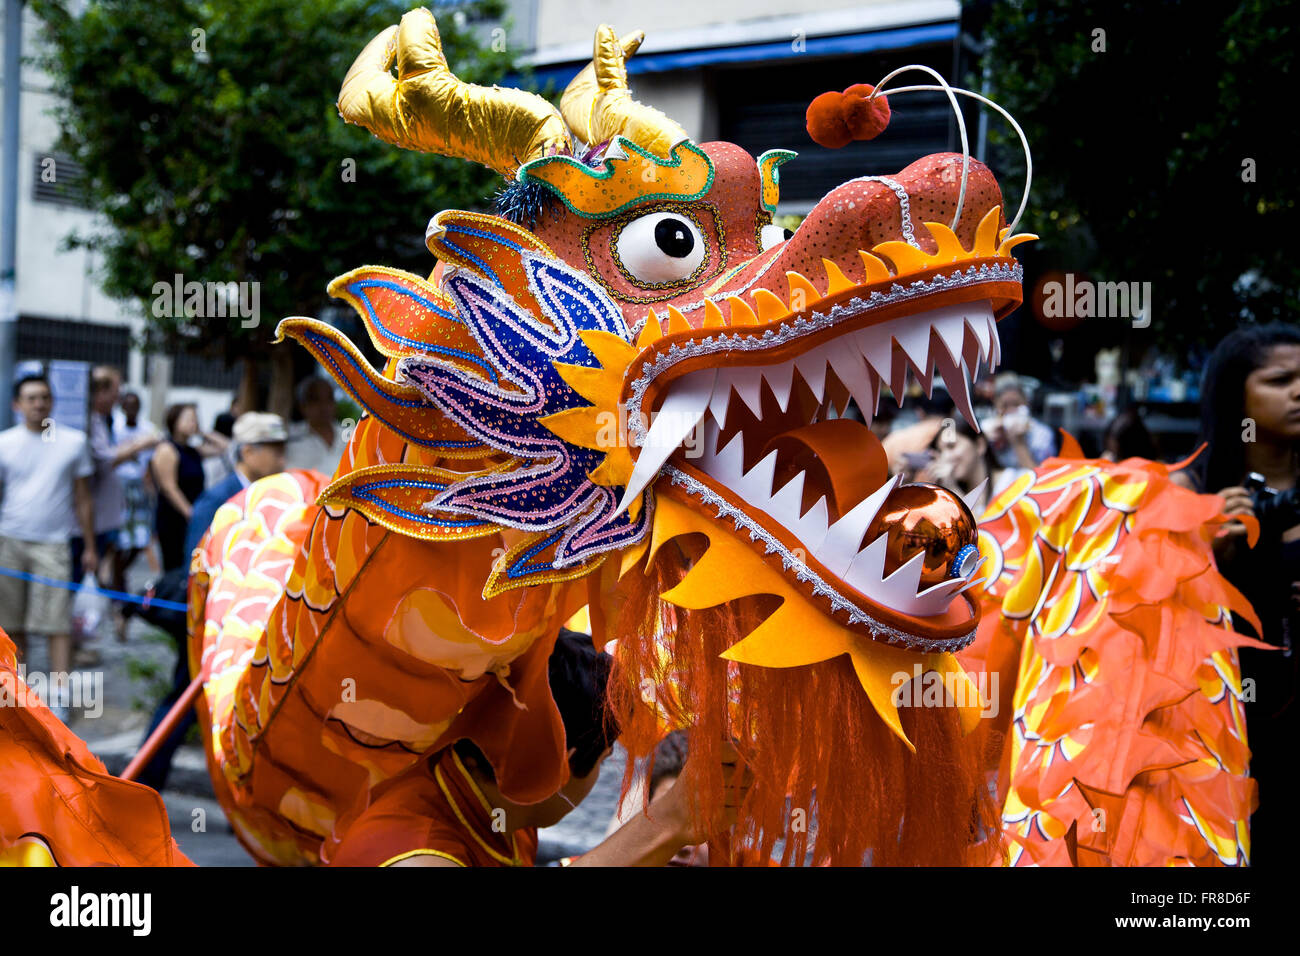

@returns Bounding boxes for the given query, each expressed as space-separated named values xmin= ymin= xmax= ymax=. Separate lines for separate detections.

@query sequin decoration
xmin=400 ymin=251 xmax=650 ymax=573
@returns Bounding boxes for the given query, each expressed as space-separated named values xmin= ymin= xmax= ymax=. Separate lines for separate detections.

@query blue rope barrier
xmin=0 ymin=565 xmax=189 ymax=612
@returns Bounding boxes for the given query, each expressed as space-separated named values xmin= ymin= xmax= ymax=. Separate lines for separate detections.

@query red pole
xmin=119 ymin=671 xmax=204 ymax=783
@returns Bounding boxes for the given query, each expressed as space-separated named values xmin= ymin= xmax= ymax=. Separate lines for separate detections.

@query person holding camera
xmin=1192 ymin=323 xmax=1300 ymax=864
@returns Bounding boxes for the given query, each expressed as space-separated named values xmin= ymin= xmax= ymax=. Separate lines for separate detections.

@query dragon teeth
xmin=727 ymin=367 xmax=765 ymax=418
xmin=813 ymin=474 xmax=902 ymax=577
xmin=735 ymin=449 xmax=779 ymax=510
xmin=792 ymin=495 xmax=830 ymax=554
xmin=765 ymin=470 xmax=807 ymax=529
xmin=794 ymin=346 xmax=829 ymax=403
xmin=762 ymin=361 xmax=795 ymax=413
xmin=616 ymin=368 xmax=714 ymax=515
xmin=934 ymin=347 xmax=978 ymax=431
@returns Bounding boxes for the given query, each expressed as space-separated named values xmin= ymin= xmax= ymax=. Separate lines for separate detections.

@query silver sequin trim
xmin=848 ymin=176 xmax=918 ymax=248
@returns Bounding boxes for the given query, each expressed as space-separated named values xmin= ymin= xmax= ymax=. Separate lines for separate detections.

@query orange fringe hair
xmin=608 ymin=538 xmax=1005 ymax=866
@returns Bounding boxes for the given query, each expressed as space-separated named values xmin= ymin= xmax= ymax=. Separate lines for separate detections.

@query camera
xmin=1243 ymin=472 xmax=1300 ymax=540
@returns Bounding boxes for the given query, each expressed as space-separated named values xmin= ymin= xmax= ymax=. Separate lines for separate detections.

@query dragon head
xmin=282 ymin=8 xmax=1035 ymax=863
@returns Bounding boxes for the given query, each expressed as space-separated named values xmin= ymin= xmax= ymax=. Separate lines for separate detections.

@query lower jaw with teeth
xmin=637 ymin=301 xmax=1000 ymax=646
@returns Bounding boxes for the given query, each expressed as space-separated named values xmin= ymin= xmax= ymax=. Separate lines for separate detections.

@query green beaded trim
xmin=517 ymin=137 xmax=716 ymax=221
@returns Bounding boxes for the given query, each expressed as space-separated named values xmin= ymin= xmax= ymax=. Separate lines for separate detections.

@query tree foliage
xmin=31 ymin=0 xmax=515 ymax=370
xmin=973 ymin=0 xmax=1296 ymax=356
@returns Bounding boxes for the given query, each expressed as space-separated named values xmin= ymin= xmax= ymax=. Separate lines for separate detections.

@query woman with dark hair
xmin=1193 ymin=321 xmax=1300 ymax=864
xmin=923 ymin=415 xmax=1031 ymax=516
xmin=150 ymin=403 xmax=227 ymax=570
xmin=1101 ymin=407 xmax=1161 ymax=462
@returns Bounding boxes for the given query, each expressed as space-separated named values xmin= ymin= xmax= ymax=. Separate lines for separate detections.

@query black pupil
xmin=783 ymin=228 xmax=794 ymax=241
xmin=654 ymin=218 xmax=695 ymax=258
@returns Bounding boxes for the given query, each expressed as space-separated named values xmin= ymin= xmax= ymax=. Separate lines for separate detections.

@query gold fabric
xmin=337 ymin=8 xmax=571 ymax=177
xmin=560 ymin=25 xmax=687 ymax=158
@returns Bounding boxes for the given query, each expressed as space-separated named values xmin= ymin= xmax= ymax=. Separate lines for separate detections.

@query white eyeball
xmin=615 ymin=212 xmax=706 ymax=284
xmin=760 ymin=223 xmax=793 ymax=252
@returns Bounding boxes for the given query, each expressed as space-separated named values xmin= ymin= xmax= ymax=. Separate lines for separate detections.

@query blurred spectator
xmin=111 ymin=390 xmax=162 ymax=638
xmin=1190 ymin=322 xmax=1300 ymax=864
xmin=286 ymin=377 xmax=346 ymax=477
xmin=138 ymin=413 xmax=288 ymax=792
xmin=75 ymin=367 xmax=159 ymax=586
xmin=923 ymin=416 xmax=1031 ymax=517
xmin=203 ymin=409 xmax=238 ymax=489
xmin=150 ymin=404 xmax=228 ymax=571
xmin=882 ymin=388 xmax=954 ymax=482
xmin=184 ymin=413 xmax=288 ymax=557
xmin=1101 ymin=407 xmax=1160 ymax=462
xmin=0 ymin=375 xmax=96 ymax=716
xmin=986 ymin=380 xmax=1056 ymax=469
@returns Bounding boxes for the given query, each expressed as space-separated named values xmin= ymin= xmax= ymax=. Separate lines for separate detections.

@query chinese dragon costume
xmin=0 ymin=7 xmax=1261 ymax=867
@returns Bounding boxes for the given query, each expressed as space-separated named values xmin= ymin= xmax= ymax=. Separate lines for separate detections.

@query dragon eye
xmin=615 ymin=212 xmax=706 ymax=284
xmin=760 ymin=223 xmax=793 ymax=252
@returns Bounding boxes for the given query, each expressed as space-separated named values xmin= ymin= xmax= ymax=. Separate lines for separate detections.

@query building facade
xmin=510 ymin=0 xmax=965 ymax=215
xmin=1 ymin=2 xmax=235 ymax=432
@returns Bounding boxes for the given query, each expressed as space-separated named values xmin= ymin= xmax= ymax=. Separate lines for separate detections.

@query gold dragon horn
xmin=559 ymin=25 xmax=688 ymax=158
xmin=337 ymin=7 xmax=572 ymax=178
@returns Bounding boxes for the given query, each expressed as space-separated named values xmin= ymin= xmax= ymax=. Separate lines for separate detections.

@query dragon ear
xmin=275 ymin=317 xmax=490 ymax=458
xmin=327 ymin=265 xmax=482 ymax=364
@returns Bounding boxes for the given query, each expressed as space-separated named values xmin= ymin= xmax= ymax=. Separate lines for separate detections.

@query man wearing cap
xmin=182 ymin=412 xmax=287 ymax=559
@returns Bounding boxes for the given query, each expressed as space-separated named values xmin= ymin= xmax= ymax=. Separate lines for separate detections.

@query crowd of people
xmin=0 ymin=365 xmax=346 ymax=726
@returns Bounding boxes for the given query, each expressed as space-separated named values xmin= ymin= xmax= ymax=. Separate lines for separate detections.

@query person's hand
xmin=1003 ymin=407 xmax=1031 ymax=443
xmin=922 ymin=455 xmax=955 ymax=486
xmin=134 ymin=433 xmax=162 ymax=453
xmin=656 ymin=740 xmax=754 ymax=845
xmin=1215 ymin=486 xmax=1256 ymax=537
xmin=984 ymin=417 xmax=1008 ymax=449
xmin=81 ymin=546 xmax=99 ymax=577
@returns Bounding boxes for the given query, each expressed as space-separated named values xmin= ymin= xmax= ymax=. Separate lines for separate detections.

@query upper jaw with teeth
xmin=619 ymin=272 xmax=1018 ymax=648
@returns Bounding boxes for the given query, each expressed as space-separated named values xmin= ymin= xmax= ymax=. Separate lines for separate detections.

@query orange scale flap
xmin=327 ymin=265 xmax=469 ymax=360
xmin=425 ymin=211 xmax=555 ymax=319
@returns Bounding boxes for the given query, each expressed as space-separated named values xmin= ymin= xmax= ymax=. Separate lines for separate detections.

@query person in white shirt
xmin=0 ymin=375 xmax=97 ymax=688
xmin=285 ymin=376 xmax=346 ymax=478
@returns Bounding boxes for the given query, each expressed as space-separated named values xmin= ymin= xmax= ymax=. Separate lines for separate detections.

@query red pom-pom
xmin=806 ymin=91 xmax=852 ymax=149
xmin=805 ymin=83 xmax=891 ymax=149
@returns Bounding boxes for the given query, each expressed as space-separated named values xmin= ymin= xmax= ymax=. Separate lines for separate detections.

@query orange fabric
xmin=962 ymin=452 xmax=1263 ymax=866
xmin=192 ymin=437 xmax=586 ymax=866
xmin=0 ymin=628 xmax=192 ymax=867
xmin=328 ymin=748 xmax=537 ymax=867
